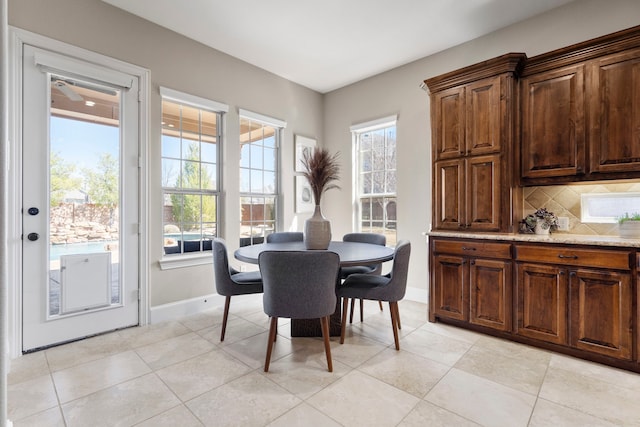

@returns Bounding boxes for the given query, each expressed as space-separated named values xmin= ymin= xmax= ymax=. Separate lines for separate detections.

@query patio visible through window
xmin=161 ymin=93 xmax=222 ymax=255
xmin=239 ymin=112 xmax=283 ymax=246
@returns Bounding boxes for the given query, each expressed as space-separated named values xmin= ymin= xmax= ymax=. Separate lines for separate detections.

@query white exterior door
xmin=21 ymin=45 xmax=140 ymax=351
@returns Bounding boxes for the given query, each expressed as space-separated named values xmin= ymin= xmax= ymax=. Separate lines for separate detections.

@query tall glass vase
xmin=304 ymin=205 xmax=331 ymax=249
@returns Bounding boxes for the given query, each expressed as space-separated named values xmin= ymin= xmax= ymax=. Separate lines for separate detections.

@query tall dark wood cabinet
xmin=425 ymin=53 xmax=526 ymax=233
xmin=426 ymin=25 xmax=640 ymax=374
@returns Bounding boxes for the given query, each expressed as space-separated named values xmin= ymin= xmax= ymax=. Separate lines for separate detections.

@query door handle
xmin=27 ymin=232 xmax=39 ymax=241
xmin=28 ymin=207 xmax=39 ymax=215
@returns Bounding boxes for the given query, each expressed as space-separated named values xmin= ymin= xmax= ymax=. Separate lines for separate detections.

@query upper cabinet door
xmin=520 ymin=64 xmax=586 ymax=180
xmin=432 ymin=86 xmax=465 ymax=160
xmin=589 ymin=48 xmax=640 ymax=175
xmin=465 ymin=76 xmax=502 ymax=156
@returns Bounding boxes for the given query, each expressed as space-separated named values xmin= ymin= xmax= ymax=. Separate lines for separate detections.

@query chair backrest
xmin=259 ymin=251 xmax=340 ymax=319
xmin=342 ymin=232 xmax=386 ymax=246
xmin=266 ymin=232 xmax=304 ymax=243
xmin=212 ymin=238 xmax=236 ymax=296
xmin=386 ymin=240 xmax=411 ymax=301
xmin=342 ymin=233 xmax=386 ymax=274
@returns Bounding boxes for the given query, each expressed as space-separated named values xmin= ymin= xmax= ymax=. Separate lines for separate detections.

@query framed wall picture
xmin=295 ymin=176 xmax=315 ymax=213
xmin=295 ymin=135 xmax=316 ymax=172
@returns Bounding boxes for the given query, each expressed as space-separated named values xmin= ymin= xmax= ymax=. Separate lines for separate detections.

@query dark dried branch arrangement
xmin=301 ymin=148 xmax=341 ymax=205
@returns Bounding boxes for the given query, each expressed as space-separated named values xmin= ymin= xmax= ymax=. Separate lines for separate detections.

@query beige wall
xmin=322 ymin=0 xmax=640 ymax=293
xmin=9 ymin=0 xmax=324 ymax=306
xmin=8 ymin=0 xmax=640 ymax=307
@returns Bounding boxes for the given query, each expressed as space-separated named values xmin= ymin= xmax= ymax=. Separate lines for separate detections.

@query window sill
xmin=158 ymin=253 xmax=212 ymax=270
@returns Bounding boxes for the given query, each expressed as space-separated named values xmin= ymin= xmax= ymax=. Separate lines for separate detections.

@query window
xmin=581 ymin=192 xmax=640 ymax=223
xmin=239 ymin=110 xmax=285 ymax=246
xmin=351 ymin=116 xmax=397 ymax=246
xmin=161 ymin=88 xmax=227 ymax=256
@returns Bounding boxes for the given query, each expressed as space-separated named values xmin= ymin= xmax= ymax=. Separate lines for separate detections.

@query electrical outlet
xmin=557 ymin=216 xmax=570 ymax=231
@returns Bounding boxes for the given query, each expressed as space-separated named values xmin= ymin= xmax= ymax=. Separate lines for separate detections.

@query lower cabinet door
xmin=432 ymin=254 xmax=468 ymax=321
xmin=470 ymin=258 xmax=512 ymax=331
xmin=516 ymin=263 xmax=568 ymax=345
xmin=570 ymin=268 xmax=633 ymax=360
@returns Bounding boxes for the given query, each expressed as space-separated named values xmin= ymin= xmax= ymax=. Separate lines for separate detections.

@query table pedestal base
xmin=291 ymin=301 xmax=341 ymax=337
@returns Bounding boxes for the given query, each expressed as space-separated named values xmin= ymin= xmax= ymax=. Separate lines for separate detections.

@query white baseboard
xmin=150 ymin=286 xmax=428 ymax=324
xmin=150 ymin=293 xmax=225 ymax=323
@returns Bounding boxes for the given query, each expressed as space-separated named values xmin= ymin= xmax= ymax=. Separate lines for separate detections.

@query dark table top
xmin=234 ymin=241 xmax=394 ymax=267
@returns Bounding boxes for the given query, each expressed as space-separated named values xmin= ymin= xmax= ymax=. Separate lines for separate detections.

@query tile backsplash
xmin=523 ymin=181 xmax=640 ymax=236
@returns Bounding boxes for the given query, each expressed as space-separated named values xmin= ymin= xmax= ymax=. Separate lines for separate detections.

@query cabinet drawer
xmin=514 ymin=245 xmax=631 ymax=270
xmin=433 ymin=239 xmax=511 ymax=259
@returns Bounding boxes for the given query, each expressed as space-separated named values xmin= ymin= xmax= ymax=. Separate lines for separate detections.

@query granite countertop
xmin=427 ymin=231 xmax=640 ymax=248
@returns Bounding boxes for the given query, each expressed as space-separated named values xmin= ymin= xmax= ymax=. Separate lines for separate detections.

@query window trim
xmin=351 ymin=116 xmax=398 ymax=241
xmin=159 ymin=89 xmax=226 ymax=269
xmin=160 ymin=86 xmax=229 ymax=113
xmin=239 ymin=110 xmax=284 ymax=245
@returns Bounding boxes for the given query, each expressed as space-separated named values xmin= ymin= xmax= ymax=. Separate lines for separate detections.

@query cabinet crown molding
xmin=424 ymin=52 xmax=526 ymax=93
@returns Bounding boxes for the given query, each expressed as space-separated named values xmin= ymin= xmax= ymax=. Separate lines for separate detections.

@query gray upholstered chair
xmin=259 ymin=250 xmax=340 ymax=372
xmin=212 ymin=238 xmax=263 ymax=342
xmin=337 ymin=240 xmax=411 ymax=350
xmin=340 ymin=233 xmax=386 ymax=322
xmin=266 ymin=232 xmax=304 ymax=243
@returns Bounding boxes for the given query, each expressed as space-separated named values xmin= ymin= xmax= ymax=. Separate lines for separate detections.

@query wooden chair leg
xmin=340 ymin=297 xmax=349 ymax=344
xmin=220 ymin=296 xmax=231 ymax=341
xmin=264 ymin=317 xmax=278 ymax=372
xmin=349 ymin=298 xmax=355 ymax=323
xmin=394 ymin=302 xmax=402 ymax=330
xmin=389 ymin=302 xmax=400 ymax=350
xmin=359 ymin=299 xmax=364 ymax=322
xmin=320 ymin=316 xmax=333 ymax=372
xmin=378 ymin=300 xmax=383 ymax=311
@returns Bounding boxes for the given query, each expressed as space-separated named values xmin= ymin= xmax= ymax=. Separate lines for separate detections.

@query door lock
xmin=27 ymin=232 xmax=39 ymax=241
xmin=27 ymin=207 xmax=39 ymax=216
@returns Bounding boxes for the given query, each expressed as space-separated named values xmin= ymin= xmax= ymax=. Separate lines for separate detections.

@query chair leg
xmin=264 ymin=317 xmax=278 ymax=372
xmin=340 ymin=297 xmax=349 ymax=344
xmin=359 ymin=299 xmax=364 ymax=322
xmin=349 ymin=298 xmax=355 ymax=323
xmin=220 ymin=296 xmax=231 ymax=341
xmin=320 ymin=316 xmax=333 ymax=372
xmin=389 ymin=302 xmax=400 ymax=350
xmin=394 ymin=302 xmax=402 ymax=330
xmin=378 ymin=300 xmax=384 ymax=311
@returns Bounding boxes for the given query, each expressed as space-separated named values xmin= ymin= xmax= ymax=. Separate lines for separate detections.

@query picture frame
xmin=295 ymin=135 xmax=316 ymax=172
xmin=295 ymin=176 xmax=315 ymax=213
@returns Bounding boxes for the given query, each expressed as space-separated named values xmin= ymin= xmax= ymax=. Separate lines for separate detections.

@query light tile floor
xmin=8 ymin=296 xmax=640 ymax=426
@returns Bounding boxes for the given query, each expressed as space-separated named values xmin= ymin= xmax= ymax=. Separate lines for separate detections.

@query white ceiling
xmin=102 ymin=0 xmax=574 ymax=93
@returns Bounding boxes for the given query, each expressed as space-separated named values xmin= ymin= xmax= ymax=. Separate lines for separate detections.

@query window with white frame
xmin=351 ymin=116 xmax=397 ymax=246
xmin=160 ymin=87 xmax=227 ymax=256
xmin=581 ymin=192 xmax=640 ymax=223
xmin=239 ymin=110 xmax=285 ymax=246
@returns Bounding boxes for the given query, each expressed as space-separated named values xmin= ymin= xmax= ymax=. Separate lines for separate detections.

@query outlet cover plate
xmin=557 ymin=216 xmax=570 ymax=231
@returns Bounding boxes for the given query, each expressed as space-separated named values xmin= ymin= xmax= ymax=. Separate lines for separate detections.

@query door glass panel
xmin=49 ymin=74 xmax=121 ymax=317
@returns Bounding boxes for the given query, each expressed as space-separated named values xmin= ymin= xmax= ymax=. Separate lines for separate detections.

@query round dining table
xmin=234 ymin=240 xmax=395 ymax=337
xmin=234 ymin=240 xmax=395 ymax=266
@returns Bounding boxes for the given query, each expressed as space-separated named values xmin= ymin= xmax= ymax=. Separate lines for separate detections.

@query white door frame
xmin=8 ymin=27 xmax=149 ymax=358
